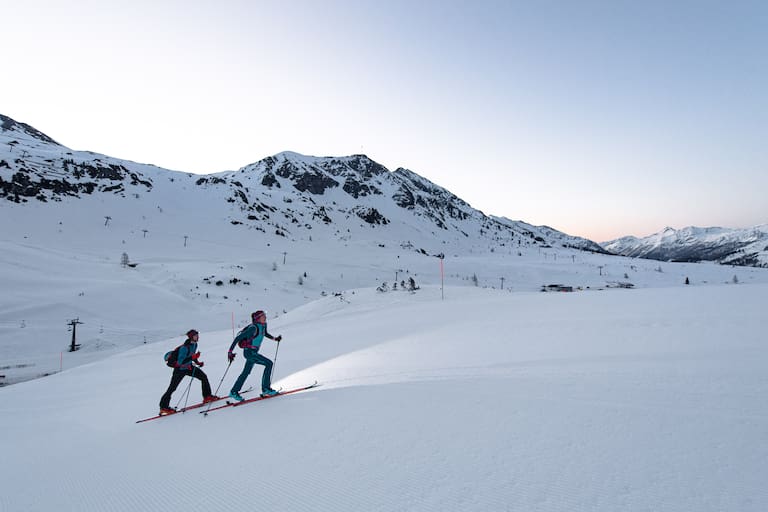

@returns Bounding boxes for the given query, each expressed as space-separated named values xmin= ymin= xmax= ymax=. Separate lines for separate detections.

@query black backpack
xmin=164 ymin=345 xmax=182 ymax=368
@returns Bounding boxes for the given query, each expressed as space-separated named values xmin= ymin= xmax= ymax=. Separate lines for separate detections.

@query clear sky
xmin=3 ymin=0 xmax=767 ymax=241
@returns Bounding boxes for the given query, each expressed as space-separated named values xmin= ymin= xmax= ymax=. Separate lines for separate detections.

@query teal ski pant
xmin=231 ymin=349 xmax=273 ymax=394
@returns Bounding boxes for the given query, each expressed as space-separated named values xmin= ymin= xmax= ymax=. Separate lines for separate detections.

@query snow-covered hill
xmin=2 ymin=113 xmax=767 ymax=386
xmin=603 ymin=225 xmax=768 ymax=267
xmin=2 ymin=114 xmax=768 ymax=511
xmin=1 ymin=284 xmax=767 ymax=511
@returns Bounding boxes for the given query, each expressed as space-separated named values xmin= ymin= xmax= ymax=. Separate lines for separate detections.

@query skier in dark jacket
xmin=228 ymin=311 xmax=282 ymax=401
xmin=159 ymin=329 xmax=218 ymax=415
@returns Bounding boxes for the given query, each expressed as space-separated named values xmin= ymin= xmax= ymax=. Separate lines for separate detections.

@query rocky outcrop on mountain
xmin=0 ymin=158 xmax=153 ymax=203
xmin=354 ymin=206 xmax=389 ymax=225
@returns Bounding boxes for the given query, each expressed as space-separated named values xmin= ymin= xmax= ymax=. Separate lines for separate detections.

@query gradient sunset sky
xmin=3 ymin=0 xmax=766 ymax=241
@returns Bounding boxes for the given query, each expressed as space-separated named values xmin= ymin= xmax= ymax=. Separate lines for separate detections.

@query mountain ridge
xmin=602 ymin=225 xmax=768 ymax=267
xmin=0 ymin=113 xmax=606 ymax=254
xmin=4 ymin=113 xmax=765 ymax=266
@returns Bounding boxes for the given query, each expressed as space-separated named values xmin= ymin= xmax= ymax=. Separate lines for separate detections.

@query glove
xmin=275 ymin=335 xmax=282 ymax=342
xmin=195 ymin=361 xmax=205 ymax=367
xmin=192 ymin=351 xmax=201 ymax=360
xmin=228 ymin=352 xmax=236 ymax=363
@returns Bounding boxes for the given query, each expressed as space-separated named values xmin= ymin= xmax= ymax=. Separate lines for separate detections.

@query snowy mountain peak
xmin=0 ymin=113 xmax=604 ymax=256
xmin=0 ymin=113 xmax=60 ymax=146
xmin=603 ymin=225 xmax=768 ymax=267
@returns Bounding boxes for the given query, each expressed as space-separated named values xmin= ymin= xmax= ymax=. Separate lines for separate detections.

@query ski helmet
xmin=251 ymin=311 xmax=266 ymax=323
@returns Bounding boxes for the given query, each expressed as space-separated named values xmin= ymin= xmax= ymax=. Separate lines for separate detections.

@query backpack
xmin=237 ymin=324 xmax=259 ymax=349
xmin=164 ymin=345 xmax=182 ymax=367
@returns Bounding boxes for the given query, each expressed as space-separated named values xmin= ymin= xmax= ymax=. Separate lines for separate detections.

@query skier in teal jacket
xmin=228 ymin=311 xmax=282 ymax=400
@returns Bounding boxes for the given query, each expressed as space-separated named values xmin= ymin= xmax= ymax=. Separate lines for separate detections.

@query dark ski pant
xmin=160 ymin=367 xmax=211 ymax=408
xmin=231 ymin=349 xmax=273 ymax=394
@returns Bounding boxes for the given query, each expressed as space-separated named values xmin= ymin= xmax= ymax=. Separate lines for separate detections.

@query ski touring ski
xmin=136 ymin=387 xmax=254 ymax=423
xmin=201 ymin=381 xmax=320 ymax=416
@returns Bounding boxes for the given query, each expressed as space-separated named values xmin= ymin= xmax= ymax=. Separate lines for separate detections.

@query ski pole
xmin=181 ymin=366 xmax=196 ymax=412
xmin=270 ymin=340 xmax=281 ymax=383
xmin=201 ymin=361 xmax=233 ymax=416
xmin=211 ymin=360 xmax=233 ymax=397
xmin=175 ymin=374 xmax=194 ymax=410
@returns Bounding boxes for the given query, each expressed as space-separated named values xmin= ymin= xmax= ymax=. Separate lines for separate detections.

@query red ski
xmin=200 ymin=382 xmax=320 ymax=416
xmin=136 ymin=387 xmax=253 ymax=423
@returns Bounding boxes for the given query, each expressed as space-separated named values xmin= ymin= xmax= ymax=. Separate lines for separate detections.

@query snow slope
xmin=3 ymin=113 xmax=766 ymax=386
xmin=1 ymin=283 xmax=767 ymax=511
xmin=3 ymin=211 xmax=765 ymax=385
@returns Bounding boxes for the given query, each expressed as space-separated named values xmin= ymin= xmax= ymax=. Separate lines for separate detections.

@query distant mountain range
xmin=603 ymin=226 xmax=768 ymax=267
xmin=0 ymin=113 xmax=606 ymax=255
